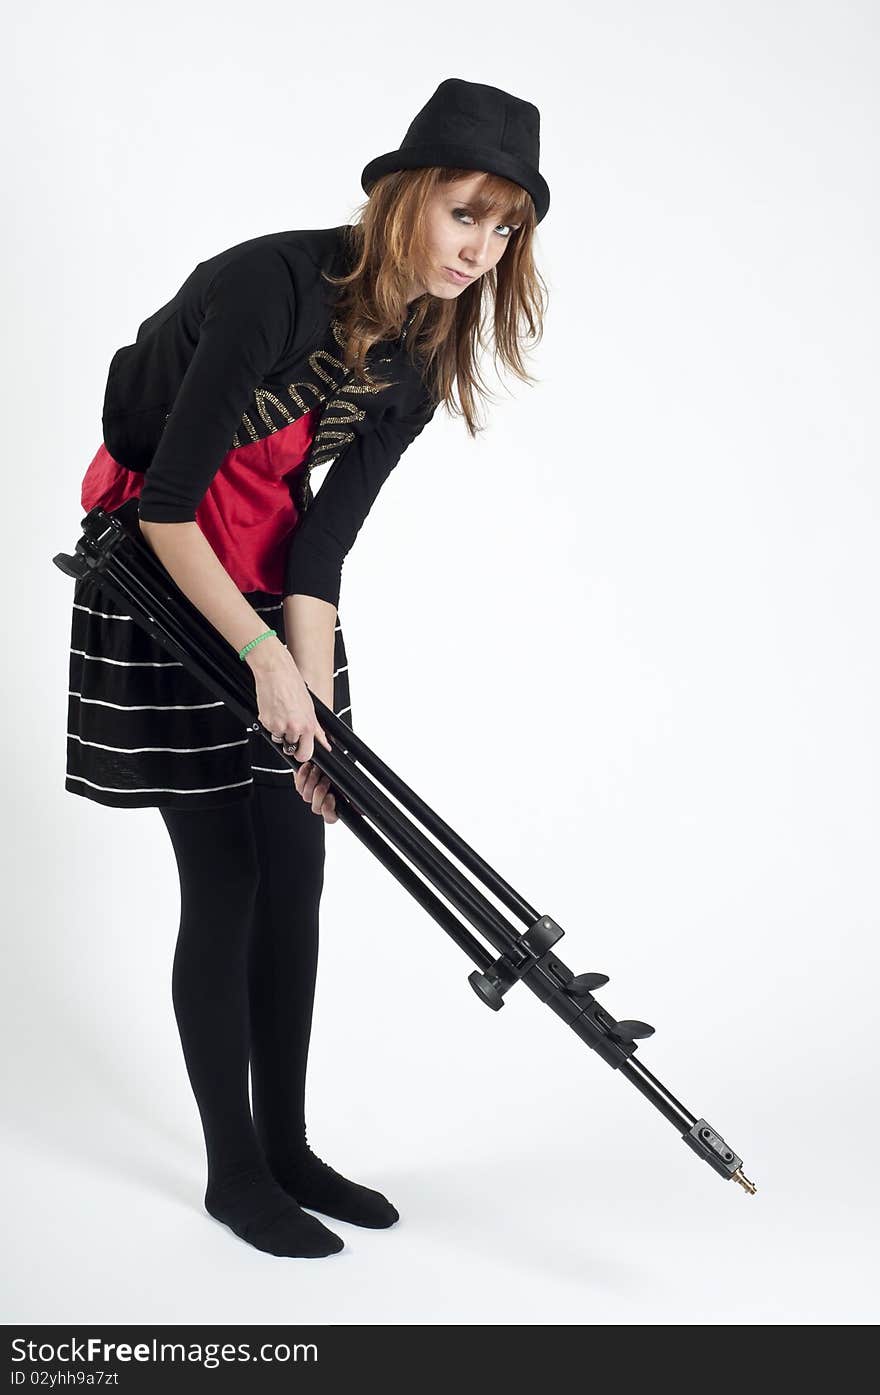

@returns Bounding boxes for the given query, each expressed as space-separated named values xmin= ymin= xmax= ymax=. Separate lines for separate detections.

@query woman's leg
xmin=247 ymin=780 xmax=398 ymax=1227
xmin=159 ymin=797 xmax=343 ymax=1257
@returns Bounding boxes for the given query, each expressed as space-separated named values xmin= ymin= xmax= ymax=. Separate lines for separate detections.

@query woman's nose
xmin=460 ymin=239 xmax=490 ymax=270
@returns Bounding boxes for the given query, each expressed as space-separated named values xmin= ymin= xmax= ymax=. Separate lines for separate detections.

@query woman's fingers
xmin=294 ymin=761 xmax=338 ymax=822
xmin=294 ymin=761 xmax=321 ymax=798
xmin=311 ymin=776 xmax=331 ymax=812
xmin=312 ymin=778 xmax=338 ymax=823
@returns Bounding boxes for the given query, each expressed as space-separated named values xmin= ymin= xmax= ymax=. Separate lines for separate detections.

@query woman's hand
xmin=246 ymin=638 xmax=332 ymax=767
xmin=292 ymin=668 xmax=339 ymax=825
xmin=293 ymin=757 xmax=338 ymax=824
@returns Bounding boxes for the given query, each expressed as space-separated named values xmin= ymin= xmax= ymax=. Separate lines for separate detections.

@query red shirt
xmin=80 ymin=404 xmax=321 ymax=594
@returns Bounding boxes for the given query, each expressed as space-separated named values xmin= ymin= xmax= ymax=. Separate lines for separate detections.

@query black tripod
xmin=55 ymin=505 xmax=757 ymax=1197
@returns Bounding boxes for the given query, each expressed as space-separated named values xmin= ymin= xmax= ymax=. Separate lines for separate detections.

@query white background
xmin=2 ymin=0 xmax=877 ymax=1326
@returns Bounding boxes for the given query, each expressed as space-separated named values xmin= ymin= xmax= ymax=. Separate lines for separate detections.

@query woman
xmin=65 ymin=78 xmax=550 ymax=1258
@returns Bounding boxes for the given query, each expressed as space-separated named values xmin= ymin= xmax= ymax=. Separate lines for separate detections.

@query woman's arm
xmin=136 ymin=246 xmax=296 ymax=522
xmin=129 ymin=246 xmax=332 ymax=762
xmin=283 ymin=591 xmax=339 ymax=824
xmin=139 ymin=519 xmax=330 ymax=764
xmin=283 ymin=384 xmax=438 ymax=610
xmin=138 ymin=523 xmax=337 ymax=702
xmin=133 ymin=244 xmax=302 ymax=668
xmin=283 ymin=593 xmax=337 ymax=705
xmin=138 ymin=518 xmax=287 ymax=664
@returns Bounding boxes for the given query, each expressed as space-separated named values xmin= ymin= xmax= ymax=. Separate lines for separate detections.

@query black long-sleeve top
xmin=101 ymin=225 xmax=437 ymax=608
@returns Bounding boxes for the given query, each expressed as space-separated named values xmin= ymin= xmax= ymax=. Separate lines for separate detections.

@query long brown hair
xmin=323 ymin=167 xmax=549 ymax=438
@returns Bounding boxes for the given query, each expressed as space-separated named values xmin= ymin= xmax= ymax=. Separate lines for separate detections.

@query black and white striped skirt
xmin=65 ymin=556 xmax=353 ymax=812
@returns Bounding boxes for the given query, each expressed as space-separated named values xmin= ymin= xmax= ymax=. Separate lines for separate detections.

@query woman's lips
xmin=442 ymin=267 xmax=473 ymax=285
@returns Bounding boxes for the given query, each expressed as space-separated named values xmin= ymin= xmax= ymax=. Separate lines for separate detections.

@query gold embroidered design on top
xmin=254 ymin=389 xmax=296 ymax=430
xmin=229 ymin=318 xmax=403 ymax=509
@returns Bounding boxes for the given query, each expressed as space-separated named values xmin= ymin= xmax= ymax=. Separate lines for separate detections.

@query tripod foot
xmin=468 ymin=969 xmax=505 ymax=1010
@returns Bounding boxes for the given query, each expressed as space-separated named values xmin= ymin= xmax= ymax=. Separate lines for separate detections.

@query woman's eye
xmin=452 ymin=209 xmax=516 ymax=237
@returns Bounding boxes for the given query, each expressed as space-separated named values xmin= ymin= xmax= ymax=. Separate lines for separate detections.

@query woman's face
xmin=408 ymin=172 xmax=522 ymax=303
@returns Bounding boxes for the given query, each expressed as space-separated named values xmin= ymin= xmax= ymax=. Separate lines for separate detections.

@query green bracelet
xmin=238 ymin=629 xmax=278 ymax=661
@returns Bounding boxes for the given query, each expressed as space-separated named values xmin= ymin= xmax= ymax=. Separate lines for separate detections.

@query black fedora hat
xmin=361 ymin=77 xmax=550 ymax=224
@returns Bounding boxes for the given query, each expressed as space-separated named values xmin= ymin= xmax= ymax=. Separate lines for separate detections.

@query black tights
xmin=159 ymin=780 xmax=397 ymax=1256
xmin=160 ymin=780 xmax=325 ymax=1185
